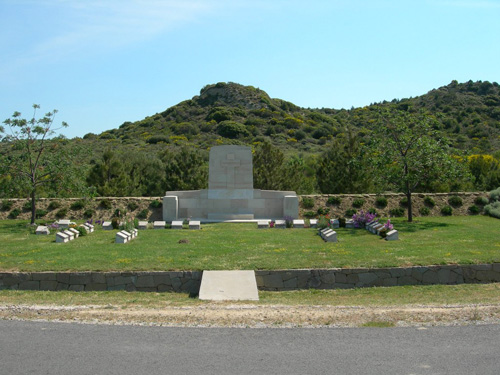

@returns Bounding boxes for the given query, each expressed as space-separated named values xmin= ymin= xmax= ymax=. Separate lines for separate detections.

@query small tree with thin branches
xmin=1 ymin=105 xmax=75 ymax=224
xmin=373 ymin=111 xmax=466 ymax=222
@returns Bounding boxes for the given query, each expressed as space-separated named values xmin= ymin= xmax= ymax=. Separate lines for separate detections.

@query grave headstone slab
xmin=171 ymin=221 xmax=183 ymax=229
xmin=56 ymin=232 xmax=69 ymax=243
xmin=257 ymin=220 xmax=269 ymax=229
xmin=120 ymin=230 xmax=132 ymax=240
xmin=57 ymin=220 xmax=71 ymax=229
xmin=309 ymin=219 xmax=318 ymax=228
xmin=189 ymin=220 xmax=201 ymax=230
xmin=373 ymin=224 xmax=385 ymax=235
xmin=102 ymin=221 xmax=113 ymax=230
xmin=320 ymin=228 xmax=334 ymax=240
xmin=36 ymin=226 xmax=50 ymax=235
xmin=345 ymin=219 xmax=354 ymax=229
xmin=385 ymin=230 xmax=399 ymax=241
xmin=80 ymin=225 xmax=90 ymax=234
xmin=367 ymin=221 xmax=379 ymax=232
xmin=154 ymin=221 xmax=166 ymax=229
xmin=293 ymin=219 xmax=305 ymax=228
xmin=67 ymin=228 xmax=79 ymax=238
xmin=324 ymin=230 xmax=338 ymax=243
xmin=138 ymin=221 xmax=148 ymax=230
xmin=330 ymin=219 xmax=340 ymax=229
xmin=274 ymin=219 xmax=286 ymax=229
xmin=115 ymin=232 xmax=129 ymax=244
xmin=62 ymin=230 xmax=75 ymax=241
xmin=131 ymin=229 xmax=138 ymax=238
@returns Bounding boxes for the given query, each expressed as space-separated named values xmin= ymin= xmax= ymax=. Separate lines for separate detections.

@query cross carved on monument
xmin=220 ymin=153 xmax=241 ymax=189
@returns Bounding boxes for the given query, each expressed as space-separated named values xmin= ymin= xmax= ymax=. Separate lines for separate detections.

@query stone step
xmin=199 ymin=270 xmax=259 ymax=301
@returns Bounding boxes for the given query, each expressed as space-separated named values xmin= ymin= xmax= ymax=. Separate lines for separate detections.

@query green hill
xmin=86 ymin=80 xmax=500 ymax=154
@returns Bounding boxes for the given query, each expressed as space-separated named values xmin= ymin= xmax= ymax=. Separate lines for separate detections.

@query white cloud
xmin=7 ymin=0 xmax=221 ymax=64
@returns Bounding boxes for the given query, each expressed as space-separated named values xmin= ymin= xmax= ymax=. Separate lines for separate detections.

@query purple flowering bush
xmin=352 ymin=210 xmax=377 ymax=228
xmin=384 ymin=219 xmax=393 ymax=231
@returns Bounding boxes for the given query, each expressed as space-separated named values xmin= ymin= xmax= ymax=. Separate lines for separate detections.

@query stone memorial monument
xmin=163 ymin=145 xmax=298 ymax=222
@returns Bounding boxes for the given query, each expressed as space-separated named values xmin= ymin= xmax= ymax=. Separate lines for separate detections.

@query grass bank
xmin=0 ymin=216 xmax=499 ymax=272
xmin=1 ymin=283 xmax=500 ymax=307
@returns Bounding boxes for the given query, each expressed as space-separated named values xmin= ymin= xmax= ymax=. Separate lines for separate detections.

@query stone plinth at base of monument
xmin=163 ymin=145 xmax=299 ymax=222
xmin=163 ymin=189 xmax=298 ymax=222
xmin=199 ymin=270 xmax=259 ymax=301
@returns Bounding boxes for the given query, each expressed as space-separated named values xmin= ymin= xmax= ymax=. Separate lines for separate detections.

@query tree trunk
xmin=30 ymin=189 xmax=36 ymax=225
xmin=406 ymin=191 xmax=413 ymax=222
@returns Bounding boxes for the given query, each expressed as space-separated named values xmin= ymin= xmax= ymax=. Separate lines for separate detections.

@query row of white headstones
xmin=35 ymin=221 xmax=95 ymax=243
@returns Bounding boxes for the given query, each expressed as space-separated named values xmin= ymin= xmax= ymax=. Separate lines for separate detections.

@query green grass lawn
xmin=1 ymin=283 xmax=500 ymax=307
xmin=0 ymin=216 xmax=499 ymax=272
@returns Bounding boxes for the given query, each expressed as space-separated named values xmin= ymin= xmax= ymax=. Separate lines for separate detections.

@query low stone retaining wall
xmin=0 ymin=271 xmax=201 ymax=293
xmin=255 ymin=264 xmax=500 ymax=290
xmin=1 ymin=264 xmax=500 ymax=293
xmin=0 ymin=192 xmax=489 ymax=221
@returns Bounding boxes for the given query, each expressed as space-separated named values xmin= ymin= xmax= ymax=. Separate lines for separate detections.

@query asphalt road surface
xmin=1 ymin=320 xmax=499 ymax=374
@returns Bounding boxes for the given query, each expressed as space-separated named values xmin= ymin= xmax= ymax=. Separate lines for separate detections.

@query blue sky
xmin=1 ymin=0 xmax=499 ymax=138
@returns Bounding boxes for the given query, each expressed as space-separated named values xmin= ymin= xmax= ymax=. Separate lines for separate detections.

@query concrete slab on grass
xmin=199 ymin=270 xmax=259 ymax=301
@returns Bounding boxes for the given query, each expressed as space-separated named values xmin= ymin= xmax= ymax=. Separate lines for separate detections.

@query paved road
xmin=1 ymin=320 xmax=499 ymax=374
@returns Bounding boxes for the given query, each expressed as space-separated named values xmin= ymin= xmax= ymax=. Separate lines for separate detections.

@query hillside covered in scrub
xmin=85 ymin=80 xmax=500 ymax=154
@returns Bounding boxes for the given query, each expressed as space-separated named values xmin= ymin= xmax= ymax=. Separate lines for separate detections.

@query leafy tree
xmin=1 ymin=105 xmax=85 ymax=224
xmin=161 ymin=147 xmax=208 ymax=191
xmin=316 ymin=127 xmax=371 ymax=194
xmin=282 ymin=155 xmax=316 ymax=194
xmin=372 ymin=111 xmax=466 ymax=222
xmin=253 ymin=141 xmax=285 ymax=190
xmin=467 ymin=154 xmax=500 ymax=191
xmin=86 ymin=149 xmax=133 ymax=196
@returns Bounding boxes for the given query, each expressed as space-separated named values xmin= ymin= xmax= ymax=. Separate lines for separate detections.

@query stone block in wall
xmin=85 ymin=283 xmax=107 ymax=291
xmin=112 ymin=275 xmax=137 ymax=287
xmin=19 ymin=281 xmax=39 ymax=290
xmin=335 ymin=273 xmax=347 ymax=284
xmin=422 ymin=270 xmax=439 ymax=284
xmin=374 ymin=271 xmax=392 ymax=279
xmin=476 ymin=270 xmax=500 ymax=282
xmin=306 ymin=277 xmax=321 ymax=289
xmin=153 ymin=274 xmax=172 ymax=286
xmin=261 ymin=274 xmax=284 ymax=289
xmin=56 ymin=273 xmax=70 ymax=284
xmin=180 ymin=279 xmax=200 ymax=293
xmin=56 ymin=283 xmax=69 ymax=291
xmin=69 ymin=273 xmax=93 ymax=285
xmin=493 ymin=263 xmax=500 ymax=273
xmin=91 ymin=273 xmax=107 ymax=284
xmin=390 ymin=268 xmax=409 ymax=278
xmin=283 ymin=278 xmax=298 ymax=288
xmin=357 ymin=272 xmax=379 ymax=286
xmin=410 ymin=267 xmax=428 ymax=281
xmin=136 ymin=275 xmax=155 ymax=288
xmin=32 ymin=273 xmax=57 ymax=281
xmin=346 ymin=274 xmax=359 ymax=284
xmin=157 ymin=284 xmax=173 ymax=292
xmin=171 ymin=277 xmax=182 ymax=290
xmin=462 ymin=267 xmax=476 ymax=282
xmin=398 ymin=276 xmax=419 ymax=286
xmin=471 ymin=264 xmax=492 ymax=271
xmin=40 ymin=281 xmax=58 ymax=291
xmin=319 ymin=271 xmax=335 ymax=285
